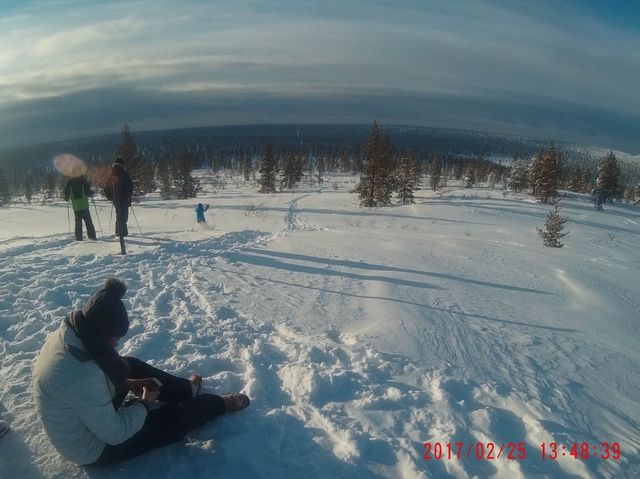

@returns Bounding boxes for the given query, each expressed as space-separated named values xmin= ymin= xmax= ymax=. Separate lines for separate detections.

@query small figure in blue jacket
xmin=195 ymin=203 xmax=210 ymax=223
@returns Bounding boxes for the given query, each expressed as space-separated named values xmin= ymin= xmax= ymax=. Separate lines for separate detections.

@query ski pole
xmin=66 ymin=201 xmax=71 ymax=234
xmin=130 ymin=204 xmax=142 ymax=234
xmin=108 ymin=203 xmax=113 ymax=234
xmin=91 ymin=197 xmax=104 ymax=237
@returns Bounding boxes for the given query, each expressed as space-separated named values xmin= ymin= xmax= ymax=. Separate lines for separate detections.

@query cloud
xmin=0 ymin=0 xmax=638 ymax=151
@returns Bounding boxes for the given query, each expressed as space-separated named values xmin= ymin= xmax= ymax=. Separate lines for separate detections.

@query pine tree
xmin=242 ymin=156 xmax=253 ymax=181
xmin=280 ymin=152 xmax=300 ymax=190
xmin=378 ymin=132 xmax=396 ymax=204
xmin=429 ymin=156 xmax=442 ymax=192
xmin=156 ymin=161 xmax=173 ymax=200
xmin=294 ymin=155 xmax=304 ymax=184
xmin=537 ymin=205 xmax=568 ymax=247
xmin=487 ymin=170 xmax=498 ymax=189
xmin=116 ymin=125 xmax=153 ymax=195
xmin=258 ymin=142 xmax=276 ymax=193
xmin=355 ymin=122 xmax=395 ymax=207
xmin=531 ymin=145 xmax=560 ymax=203
xmin=340 ymin=152 xmax=352 ymax=172
xmin=43 ymin=169 xmax=57 ymax=200
xmin=507 ymin=158 xmax=529 ymax=192
xmin=623 ymin=186 xmax=633 ymax=204
xmin=0 ymin=167 xmax=11 ymax=206
xmin=352 ymin=154 xmax=364 ymax=174
xmin=595 ymin=151 xmax=620 ymax=203
xmin=175 ymin=149 xmax=199 ymax=199
xmin=567 ymin=164 xmax=585 ymax=192
xmin=316 ymin=156 xmax=325 ymax=184
xmin=582 ymin=169 xmax=593 ymax=194
xmin=463 ymin=164 xmax=475 ymax=188
xmin=453 ymin=163 xmax=464 ymax=181
xmin=23 ymin=171 xmax=33 ymax=203
xmin=396 ymin=154 xmax=419 ymax=204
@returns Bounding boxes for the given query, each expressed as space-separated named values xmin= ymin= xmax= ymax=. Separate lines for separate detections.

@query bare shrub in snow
xmin=244 ymin=202 xmax=266 ymax=217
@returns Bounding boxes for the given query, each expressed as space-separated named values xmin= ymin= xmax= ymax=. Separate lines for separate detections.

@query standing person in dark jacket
xmin=64 ymin=171 xmax=97 ymax=241
xmin=104 ymin=157 xmax=134 ymax=237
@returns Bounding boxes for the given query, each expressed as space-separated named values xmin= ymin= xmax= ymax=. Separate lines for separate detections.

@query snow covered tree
xmin=531 ymin=145 xmax=560 ymax=203
xmin=595 ymin=151 xmax=620 ymax=203
xmin=355 ymin=122 xmax=395 ymax=207
xmin=396 ymin=154 xmax=419 ymax=204
xmin=507 ymin=158 xmax=529 ymax=192
xmin=0 ymin=167 xmax=11 ymax=206
xmin=429 ymin=156 xmax=442 ymax=192
xmin=537 ymin=205 xmax=568 ymax=247
xmin=258 ymin=142 xmax=276 ymax=193
xmin=175 ymin=149 xmax=200 ymax=199
xmin=592 ymin=188 xmax=605 ymax=210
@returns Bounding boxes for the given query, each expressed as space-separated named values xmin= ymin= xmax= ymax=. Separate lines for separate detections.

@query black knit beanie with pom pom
xmin=83 ymin=277 xmax=130 ymax=339
xmin=66 ymin=277 xmax=131 ymax=387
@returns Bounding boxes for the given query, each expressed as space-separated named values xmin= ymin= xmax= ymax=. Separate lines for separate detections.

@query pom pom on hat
xmin=83 ymin=277 xmax=130 ymax=339
xmin=104 ymin=277 xmax=127 ymax=299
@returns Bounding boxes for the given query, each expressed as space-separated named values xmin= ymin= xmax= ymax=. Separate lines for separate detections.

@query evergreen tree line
xmin=2 ymin=123 xmax=640 ymax=208
xmin=507 ymin=146 xmax=639 ymax=207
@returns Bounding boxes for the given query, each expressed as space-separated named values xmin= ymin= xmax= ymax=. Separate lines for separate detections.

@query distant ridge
xmin=1 ymin=123 xmax=636 ymax=173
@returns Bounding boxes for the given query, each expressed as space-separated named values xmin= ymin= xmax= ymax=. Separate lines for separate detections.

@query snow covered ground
xmin=1 ymin=175 xmax=639 ymax=479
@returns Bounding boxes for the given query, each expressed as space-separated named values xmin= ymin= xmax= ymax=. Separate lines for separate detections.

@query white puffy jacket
xmin=32 ymin=319 xmax=147 ymax=465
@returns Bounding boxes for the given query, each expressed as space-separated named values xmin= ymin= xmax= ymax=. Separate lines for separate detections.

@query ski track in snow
xmin=1 ymin=184 xmax=639 ymax=478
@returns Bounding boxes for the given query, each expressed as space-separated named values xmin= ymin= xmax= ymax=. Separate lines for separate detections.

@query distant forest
xmin=0 ymin=124 xmax=566 ymax=174
xmin=0 ymin=123 xmax=639 ymax=207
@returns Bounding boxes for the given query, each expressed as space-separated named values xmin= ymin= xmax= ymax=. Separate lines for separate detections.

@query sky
xmin=0 ymin=0 xmax=639 ymax=152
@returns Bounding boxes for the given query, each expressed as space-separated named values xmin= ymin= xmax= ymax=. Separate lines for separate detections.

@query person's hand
xmin=141 ymin=386 xmax=161 ymax=411
xmin=142 ymin=386 xmax=160 ymax=402
xmin=126 ymin=378 xmax=155 ymax=397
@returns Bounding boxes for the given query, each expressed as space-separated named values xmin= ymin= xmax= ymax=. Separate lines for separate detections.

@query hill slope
xmin=0 ymin=179 xmax=639 ymax=478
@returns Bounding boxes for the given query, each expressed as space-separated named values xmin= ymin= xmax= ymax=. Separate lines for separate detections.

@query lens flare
xmin=53 ymin=153 xmax=87 ymax=177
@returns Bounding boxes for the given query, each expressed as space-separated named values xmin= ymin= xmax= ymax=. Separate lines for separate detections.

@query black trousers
xmin=90 ymin=357 xmax=226 ymax=467
xmin=114 ymin=205 xmax=129 ymax=237
xmin=74 ymin=209 xmax=96 ymax=240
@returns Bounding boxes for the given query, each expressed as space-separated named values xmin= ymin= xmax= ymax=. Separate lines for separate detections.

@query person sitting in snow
xmin=195 ymin=203 xmax=210 ymax=223
xmin=32 ymin=277 xmax=249 ymax=467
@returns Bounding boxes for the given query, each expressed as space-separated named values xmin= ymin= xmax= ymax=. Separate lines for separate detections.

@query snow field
xmin=0 ymin=176 xmax=639 ymax=478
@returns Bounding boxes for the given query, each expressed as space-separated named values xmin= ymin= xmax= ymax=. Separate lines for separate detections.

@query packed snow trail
xmin=1 ymin=182 xmax=639 ymax=478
